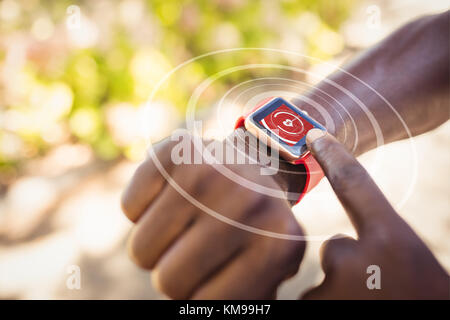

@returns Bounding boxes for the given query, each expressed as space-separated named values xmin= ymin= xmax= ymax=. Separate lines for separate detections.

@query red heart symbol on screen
xmin=283 ymin=119 xmax=293 ymax=127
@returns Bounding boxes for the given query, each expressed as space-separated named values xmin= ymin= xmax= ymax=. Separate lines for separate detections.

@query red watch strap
xmin=292 ymin=152 xmax=323 ymax=204
xmin=234 ymin=97 xmax=324 ymax=204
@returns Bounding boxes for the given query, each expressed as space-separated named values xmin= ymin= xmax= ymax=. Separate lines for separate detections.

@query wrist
xmin=292 ymin=76 xmax=377 ymax=157
xmin=228 ymin=128 xmax=307 ymax=206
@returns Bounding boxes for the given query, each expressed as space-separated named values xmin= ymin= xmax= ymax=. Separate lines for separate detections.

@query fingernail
xmin=306 ymin=128 xmax=326 ymax=145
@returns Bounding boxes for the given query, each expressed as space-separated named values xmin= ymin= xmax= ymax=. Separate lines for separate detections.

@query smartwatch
xmin=234 ymin=97 xmax=326 ymax=204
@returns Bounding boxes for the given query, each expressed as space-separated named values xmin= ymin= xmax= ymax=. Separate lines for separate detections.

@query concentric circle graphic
xmin=144 ymin=48 xmax=418 ymax=241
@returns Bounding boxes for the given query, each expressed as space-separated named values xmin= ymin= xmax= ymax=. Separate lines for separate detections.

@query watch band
xmin=234 ymin=97 xmax=324 ymax=204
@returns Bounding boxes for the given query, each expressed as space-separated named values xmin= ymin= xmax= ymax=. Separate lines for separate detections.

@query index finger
xmin=306 ymin=129 xmax=399 ymax=237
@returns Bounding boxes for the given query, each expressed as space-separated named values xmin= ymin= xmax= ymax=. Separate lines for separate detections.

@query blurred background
xmin=0 ymin=0 xmax=449 ymax=299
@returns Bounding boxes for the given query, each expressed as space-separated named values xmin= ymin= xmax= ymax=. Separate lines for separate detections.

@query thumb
xmin=306 ymin=129 xmax=398 ymax=237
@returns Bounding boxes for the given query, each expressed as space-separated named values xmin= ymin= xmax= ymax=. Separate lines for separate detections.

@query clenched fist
xmin=121 ymin=130 xmax=306 ymax=299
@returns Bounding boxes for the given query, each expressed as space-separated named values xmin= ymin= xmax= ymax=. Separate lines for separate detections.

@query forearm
xmin=294 ymin=11 xmax=449 ymax=156
xmin=228 ymin=12 xmax=449 ymax=201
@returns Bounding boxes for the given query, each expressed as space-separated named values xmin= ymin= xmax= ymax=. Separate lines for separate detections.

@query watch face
xmin=246 ymin=97 xmax=326 ymax=160
xmin=259 ymin=103 xmax=314 ymax=146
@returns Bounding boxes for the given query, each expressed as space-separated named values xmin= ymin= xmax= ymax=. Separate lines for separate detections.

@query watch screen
xmin=249 ymin=97 xmax=326 ymax=158
xmin=259 ymin=104 xmax=314 ymax=146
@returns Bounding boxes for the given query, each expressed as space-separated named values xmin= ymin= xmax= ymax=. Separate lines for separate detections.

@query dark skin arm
xmin=300 ymin=11 xmax=450 ymax=153
xmin=121 ymin=12 xmax=449 ymax=299
xmin=302 ymin=129 xmax=449 ymax=299
xmin=284 ymin=11 xmax=450 ymax=195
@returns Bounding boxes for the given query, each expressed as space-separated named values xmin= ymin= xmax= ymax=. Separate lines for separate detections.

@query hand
xmin=121 ymin=131 xmax=305 ymax=299
xmin=301 ymin=129 xmax=449 ymax=299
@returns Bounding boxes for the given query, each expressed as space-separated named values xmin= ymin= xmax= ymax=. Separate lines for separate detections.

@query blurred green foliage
xmin=0 ymin=0 xmax=356 ymax=184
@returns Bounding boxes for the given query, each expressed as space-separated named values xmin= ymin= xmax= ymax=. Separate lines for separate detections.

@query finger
xmin=320 ymin=234 xmax=358 ymax=274
xmin=302 ymin=234 xmax=358 ymax=300
xmin=121 ymin=138 xmax=176 ymax=222
xmin=127 ymin=186 xmax=197 ymax=270
xmin=191 ymin=248 xmax=276 ymax=299
xmin=151 ymin=197 xmax=304 ymax=299
xmin=306 ymin=129 xmax=399 ymax=237
xmin=191 ymin=234 xmax=302 ymax=300
xmin=127 ymin=163 xmax=262 ymax=270
xmin=150 ymin=216 xmax=248 ymax=299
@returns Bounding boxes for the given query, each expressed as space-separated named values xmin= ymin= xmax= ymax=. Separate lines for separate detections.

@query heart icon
xmin=283 ymin=119 xmax=293 ymax=127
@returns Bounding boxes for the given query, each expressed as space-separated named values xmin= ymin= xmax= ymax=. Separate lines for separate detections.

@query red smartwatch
xmin=234 ymin=97 xmax=325 ymax=204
